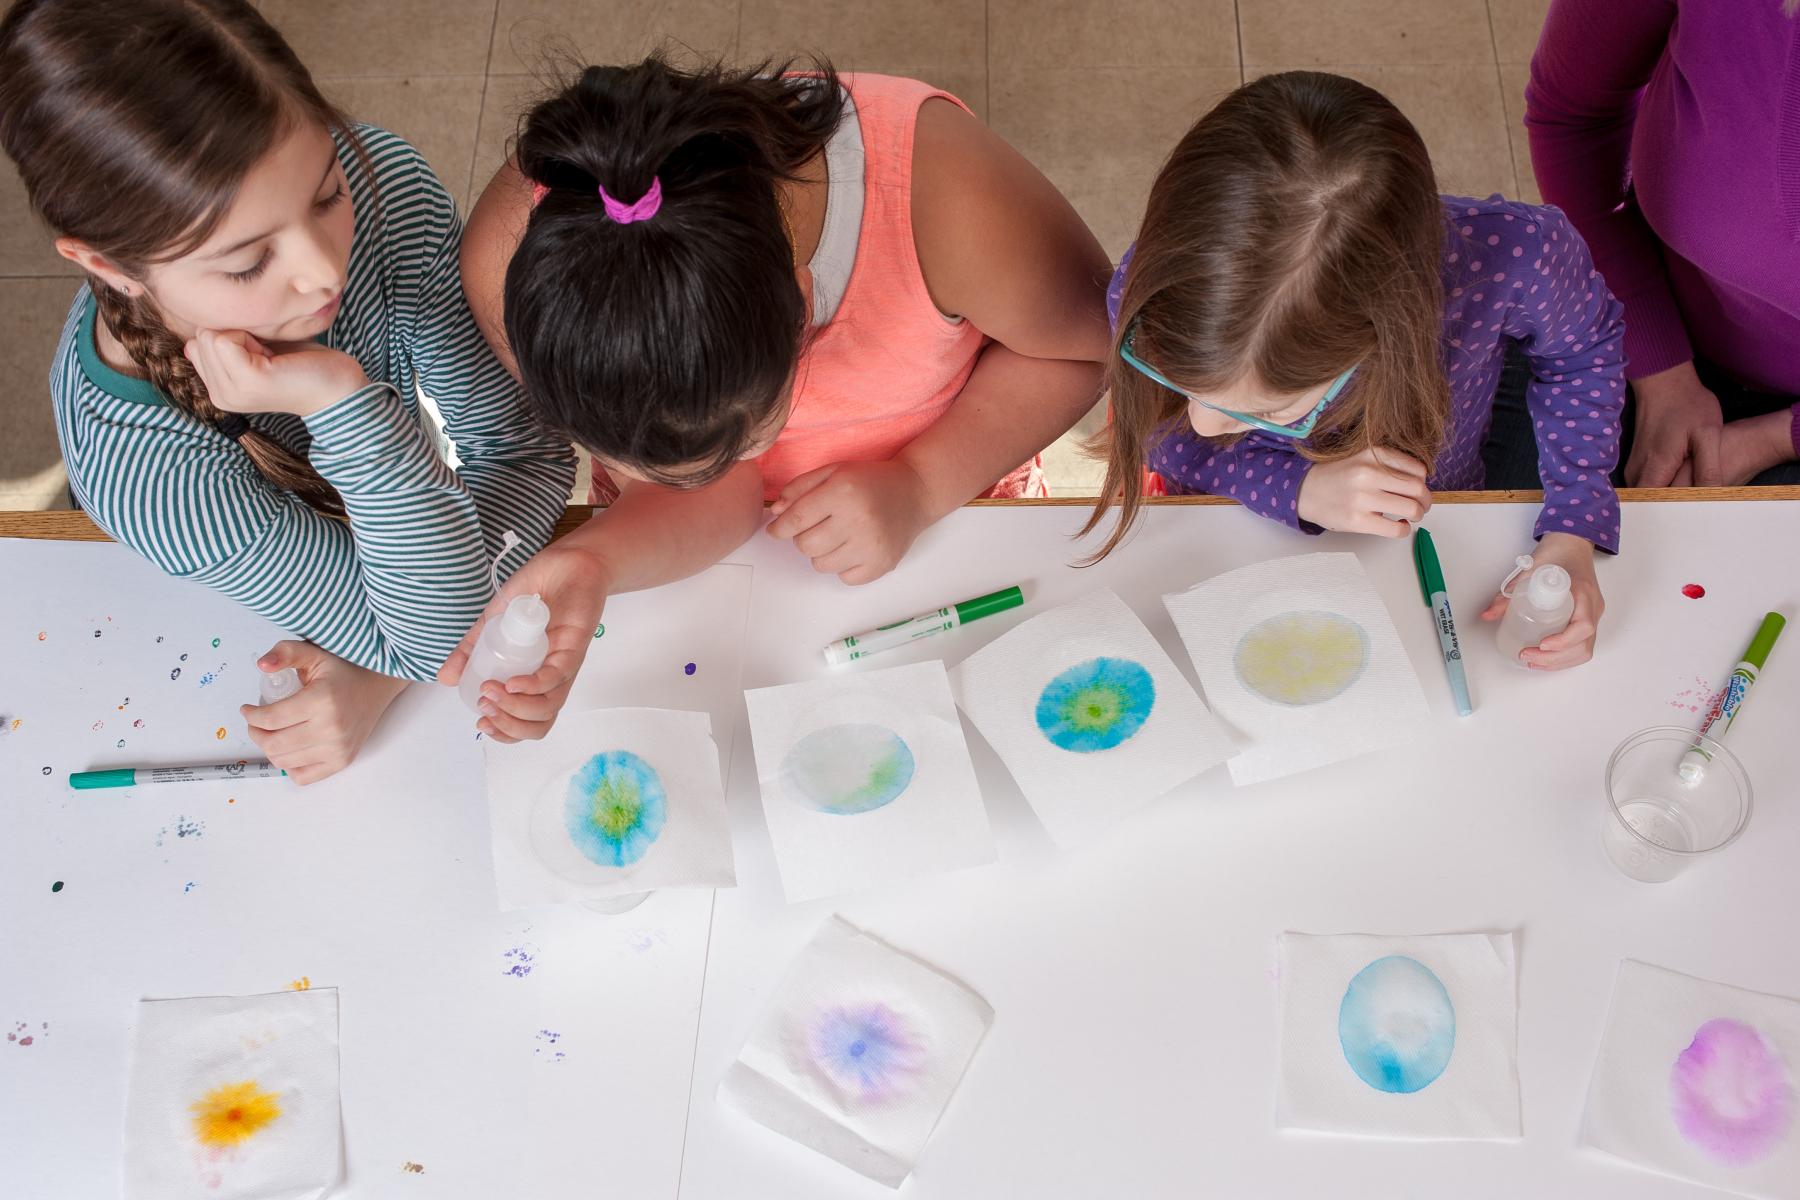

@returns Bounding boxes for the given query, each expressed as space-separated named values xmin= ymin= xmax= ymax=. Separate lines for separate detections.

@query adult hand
xmin=1696 ymin=409 xmax=1798 ymax=486
xmin=184 ymin=329 xmax=370 ymax=418
xmin=1478 ymin=532 xmax=1604 ymax=669
xmin=438 ymin=541 xmax=610 ymax=743
xmin=241 ymin=641 xmax=408 ymax=785
xmin=1294 ymin=447 xmax=1432 ymax=537
xmin=1626 ymin=362 xmax=1722 ymax=487
xmin=766 ymin=460 xmax=934 ymax=585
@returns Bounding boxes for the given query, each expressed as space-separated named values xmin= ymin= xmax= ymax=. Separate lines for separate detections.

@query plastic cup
xmin=1603 ymin=726 xmax=1752 ymax=882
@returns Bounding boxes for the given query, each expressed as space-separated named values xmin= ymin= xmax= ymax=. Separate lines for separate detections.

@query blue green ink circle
xmin=1034 ymin=657 xmax=1156 ymax=753
xmin=563 ymin=751 xmax=666 ymax=867
xmin=1337 ymin=955 xmax=1456 ymax=1094
xmin=780 ymin=724 xmax=916 ymax=815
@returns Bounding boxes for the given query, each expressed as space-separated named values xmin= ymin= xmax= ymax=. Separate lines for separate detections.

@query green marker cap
xmin=1411 ymin=527 xmax=1446 ymax=604
xmin=1744 ymin=611 xmax=1787 ymax=670
xmin=70 ymin=768 xmax=136 ymax=790
xmin=954 ymin=585 xmax=1024 ymax=625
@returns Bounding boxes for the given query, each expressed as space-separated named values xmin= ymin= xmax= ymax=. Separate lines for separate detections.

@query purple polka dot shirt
xmin=1108 ymin=195 xmax=1628 ymax=553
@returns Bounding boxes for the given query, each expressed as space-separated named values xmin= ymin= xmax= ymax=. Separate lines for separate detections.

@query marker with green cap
xmin=69 ymin=761 xmax=285 ymax=790
xmin=1412 ymin=528 xmax=1473 ymax=717
xmin=824 ymin=585 xmax=1024 ymax=666
xmin=1680 ymin=611 xmax=1786 ymax=784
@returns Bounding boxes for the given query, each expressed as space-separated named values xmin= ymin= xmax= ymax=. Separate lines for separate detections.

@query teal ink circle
xmin=1035 ymin=657 xmax=1156 ymax=753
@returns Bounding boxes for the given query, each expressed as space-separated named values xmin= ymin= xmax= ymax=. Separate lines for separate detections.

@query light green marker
xmin=1680 ymin=611 xmax=1785 ymax=784
xmin=824 ymin=585 xmax=1025 ymax=666
xmin=70 ymin=762 xmax=286 ymax=790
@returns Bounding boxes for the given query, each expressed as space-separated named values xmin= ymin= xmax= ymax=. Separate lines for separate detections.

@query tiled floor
xmin=0 ymin=0 xmax=1550 ymax=509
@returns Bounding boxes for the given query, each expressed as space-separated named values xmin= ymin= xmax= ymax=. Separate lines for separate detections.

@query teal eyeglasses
xmin=1118 ymin=321 xmax=1356 ymax=439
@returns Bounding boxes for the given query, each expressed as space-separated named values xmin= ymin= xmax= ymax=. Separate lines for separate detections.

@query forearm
xmin=896 ymin=345 xmax=1101 ymax=521
xmin=558 ymin=462 xmax=764 ymax=595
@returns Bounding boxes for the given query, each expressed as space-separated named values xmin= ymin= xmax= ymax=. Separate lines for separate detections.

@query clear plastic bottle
xmin=258 ymin=666 xmax=303 ymax=705
xmin=1496 ymin=556 xmax=1574 ymax=665
xmin=459 ymin=594 xmax=551 ymax=710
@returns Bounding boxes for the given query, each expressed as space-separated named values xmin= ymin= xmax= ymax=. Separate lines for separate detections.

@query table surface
xmin=3 ymin=496 xmax=1797 ymax=1199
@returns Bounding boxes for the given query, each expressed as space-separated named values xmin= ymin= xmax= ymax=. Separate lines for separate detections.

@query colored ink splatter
xmin=90 ymin=720 xmax=103 ymax=732
xmin=533 ymin=1029 xmax=566 ymax=1063
xmin=501 ymin=946 xmax=537 ymax=978
xmin=133 ymin=719 xmax=144 ymax=729
xmin=1670 ymin=675 xmax=1724 ymax=716
xmin=10 ymin=718 xmax=21 ymax=732
xmin=627 ymin=929 xmax=666 ymax=954
xmin=1236 ymin=610 xmax=1370 ymax=706
xmin=156 ymin=636 xmax=164 ymax=643
xmin=1682 ymin=584 xmax=1707 ymax=600
xmin=401 ymin=1162 xmax=426 ymax=1174
xmin=1035 ymin=657 xmax=1157 ymax=753
xmin=211 ymin=637 xmax=221 ymax=648
xmin=8 ymin=1022 xmax=47 ymax=1047
xmin=215 ymin=727 xmax=227 ymax=740
xmin=40 ymin=766 xmax=51 ymax=776
xmin=157 ymin=816 xmax=206 ymax=847
xmin=115 ymin=739 xmax=125 ymax=749
xmin=198 ymin=662 xmax=227 ymax=687
xmin=288 ymin=976 xmax=310 ymax=991
xmin=117 ymin=697 xmax=129 ymax=711
xmin=684 ymin=662 xmax=697 ymax=676
xmin=183 ymin=881 xmax=196 ymax=893
xmin=50 ymin=881 xmax=63 ymax=893
xmin=92 ymin=629 xmax=101 ymax=639
xmin=780 ymin=724 xmax=916 ymax=814
xmin=807 ymin=1003 xmax=927 ymax=1103
xmin=169 ymin=668 xmax=181 ymax=681
xmin=36 ymin=631 xmax=45 ymax=641
xmin=1671 ymin=1017 xmax=1794 ymax=1165
xmin=593 ymin=622 xmax=606 ymax=639
xmin=1338 ymin=955 xmax=1456 ymax=1094
xmin=190 ymin=1080 xmax=282 ymax=1146
xmin=563 ymin=751 xmax=666 ymax=867
xmin=180 ymin=653 xmax=188 ymax=661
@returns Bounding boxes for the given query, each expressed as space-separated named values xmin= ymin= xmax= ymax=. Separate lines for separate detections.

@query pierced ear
xmin=53 ymin=237 xmax=138 ymax=294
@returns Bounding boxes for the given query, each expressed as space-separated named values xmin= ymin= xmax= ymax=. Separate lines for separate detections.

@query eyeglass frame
xmin=1118 ymin=320 xmax=1357 ymax=439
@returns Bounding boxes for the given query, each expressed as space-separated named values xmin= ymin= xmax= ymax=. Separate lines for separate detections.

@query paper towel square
xmin=484 ymin=706 xmax=734 ymax=908
xmin=123 ymin=988 xmax=341 ymax=1199
xmin=744 ymin=660 xmax=994 ymax=903
xmin=949 ymin=588 xmax=1232 ymax=846
xmin=1580 ymin=960 xmax=1800 ymax=1199
xmin=1164 ymin=552 xmax=1428 ymax=785
xmin=1278 ymin=932 xmax=1520 ymax=1140
xmin=719 ymin=916 xmax=993 ymax=1188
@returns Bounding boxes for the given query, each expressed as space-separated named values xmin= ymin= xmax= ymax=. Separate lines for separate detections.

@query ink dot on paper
xmin=684 ymin=662 xmax=696 ymax=676
xmin=40 ymin=766 xmax=51 ymax=775
xmin=215 ymin=727 xmax=227 ymax=740
xmin=212 ymin=638 xmax=221 ymax=648
xmin=781 ymin=724 xmax=916 ymax=815
xmin=36 ymin=631 xmax=46 ymax=641
xmin=807 ymin=1003 xmax=927 ymax=1103
xmin=1035 ymin=657 xmax=1156 ymax=753
xmin=1235 ymin=610 xmax=1370 ymax=706
xmin=92 ymin=630 xmax=101 ymax=638
xmin=593 ymin=623 xmax=606 ymax=640
xmin=1338 ymin=955 xmax=1456 ymax=1094
xmin=1670 ymin=1017 xmax=1793 ymax=1166
xmin=50 ymin=881 xmax=63 ymax=893
xmin=115 ymin=739 xmax=125 ymax=749
xmin=563 ymin=751 xmax=666 ymax=867
xmin=1682 ymin=584 xmax=1706 ymax=600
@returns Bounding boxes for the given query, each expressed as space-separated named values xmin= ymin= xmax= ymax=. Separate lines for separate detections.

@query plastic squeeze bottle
xmin=459 ymin=594 xmax=550 ymax=710
xmin=258 ymin=666 xmax=303 ymax=705
xmin=1495 ymin=555 xmax=1573 ymax=665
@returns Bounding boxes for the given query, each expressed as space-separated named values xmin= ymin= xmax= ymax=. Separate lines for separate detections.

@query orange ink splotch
xmin=228 ymin=797 xmax=236 ymax=805
xmin=9 ymin=719 xmax=19 ymax=732
xmin=214 ymin=727 xmax=227 ymax=740
xmin=35 ymin=631 xmax=46 ymax=641
xmin=288 ymin=976 xmax=310 ymax=991
xmin=401 ymin=1162 xmax=426 ymax=1174
xmin=190 ymin=1080 xmax=281 ymax=1147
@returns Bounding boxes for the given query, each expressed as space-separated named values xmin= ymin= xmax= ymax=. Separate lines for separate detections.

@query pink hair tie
xmin=598 ymin=176 xmax=662 ymax=224
xmin=530 ymin=181 xmax=550 ymax=207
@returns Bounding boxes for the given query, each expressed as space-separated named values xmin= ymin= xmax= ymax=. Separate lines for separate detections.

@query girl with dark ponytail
xmin=0 ymin=0 xmax=575 ymax=781
xmin=449 ymin=55 xmax=1111 ymax=743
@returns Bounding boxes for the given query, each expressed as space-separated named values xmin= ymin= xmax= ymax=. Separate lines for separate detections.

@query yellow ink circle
xmin=190 ymin=1080 xmax=282 ymax=1146
xmin=1234 ymin=610 xmax=1370 ymax=706
xmin=214 ymin=726 xmax=227 ymax=740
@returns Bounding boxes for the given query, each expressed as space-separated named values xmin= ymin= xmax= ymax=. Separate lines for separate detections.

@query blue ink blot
xmin=780 ymin=724 xmax=916 ymax=815
xmin=563 ymin=751 xmax=666 ymax=867
xmin=808 ymin=1003 xmax=926 ymax=1102
xmin=1337 ymin=955 xmax=1456 ymax=1094
xmin=1035 ymin=657 xmax=1156 ymax=753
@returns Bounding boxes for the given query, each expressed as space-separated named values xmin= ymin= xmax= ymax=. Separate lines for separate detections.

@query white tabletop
xmin=3 ymin=499 xmax=1796 ymax=1199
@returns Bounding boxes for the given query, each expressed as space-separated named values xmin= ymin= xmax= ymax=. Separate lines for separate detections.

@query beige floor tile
xmin=738 ymin=0 xmax=985 ymax=71
xmin=1488 ymin=0 xmax=1551 ymax=63
xmin=0 ymin=167 xmax=76 ymax=279
xmin=1498 ymin=60 xmax=1537 ymax=203
xmin=257 ymin=1 xmax=499 ymax=77
xmin=1042 ymin=397 xmax=1110 ymax=497
xmin=1247 ymin=64 xmax=1515 ymax=200
xmin=1239 ymin=0 xmax=1494 ymax=67
xmin=489 ymin=0 xmax=738 ymax=74
xmin=991 ymin=66 xmax=1242 ymax=262
xmin=472 ymin=74 xmax=546 ymax=198
xmin=989 ymin=0 xmax=1238 ymax=69
xmin=0 ymin=277 xmax=85 ymax=507
xmin=0 ymin=460 xmax=72 ymax=511
xmin=322 ymin=77 xmax=486 ymax=211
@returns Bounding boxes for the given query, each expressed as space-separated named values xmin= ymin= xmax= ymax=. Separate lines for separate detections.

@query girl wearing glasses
xmin=1085 ymin=72 xmax=1627 ymax=670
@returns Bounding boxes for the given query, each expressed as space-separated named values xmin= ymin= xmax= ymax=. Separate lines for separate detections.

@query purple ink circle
xmin=1670 ymin=1017 xmax=1794 ymax=1166
xmin=684 ymin=662 xmax=697 ymax=676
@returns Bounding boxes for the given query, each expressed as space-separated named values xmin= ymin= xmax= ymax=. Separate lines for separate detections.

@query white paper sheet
xmin=1580 ymin=960 xmax=1800 ymax=1199
xmin=123 ymin=988 xmax=340 ymax=1200
xmin=484 ymin=706 xmax=734 ymax=908
xmin=718 ymin=915 xmax=993 ymax=1188
xmin=1164 ymin=553 xmax=1428 ymax=785
xmin=1277 ymin=932 xmax=1520 ymax=1141
xmin=947 ymin=587 xmax=1232 ymax=846
xmin=744 ymin=660 xmax=994 ymax=903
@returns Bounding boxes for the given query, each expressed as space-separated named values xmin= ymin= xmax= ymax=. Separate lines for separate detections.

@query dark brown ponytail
xmin=0 ymin=0 xmax=358 ymax=517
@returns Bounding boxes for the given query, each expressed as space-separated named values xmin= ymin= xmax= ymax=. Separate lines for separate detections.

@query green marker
xmin=825 ymin=585 xmax=1024 ymax=666
xmin=1680 ymin=612 xmax=1785 ymax=784
xmin=70 ymin=761 xmax=285 ymax=790
xmin=1412 ymin=528 xmax=1473 ymax=716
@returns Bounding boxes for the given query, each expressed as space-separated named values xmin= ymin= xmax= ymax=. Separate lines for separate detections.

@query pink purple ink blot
xmin=807 ymin=1003 xmax=927 ymax=1103
xmin=1670 ymin=1017 xmax=1794 ymax=1166
xmin=502 ymin=946 xmax=536 ymax=978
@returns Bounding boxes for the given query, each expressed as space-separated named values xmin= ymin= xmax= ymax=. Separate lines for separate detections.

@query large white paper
xmin=1164 ymin=553 xmax=1428 ymax=785
xmin=744 ymin=661 xmax=994 ymax=903
xmin=948 ymin=588 xmax=1232 ymax=847
xmin=484 ymin=706 xmax=734 ymax=908
xmin=123 ymin=988 xmax=340 ymax=1200
xmin=718 ymin=916 xmax=993 ymax=1188
xmin=1278 ymin=932 xmax=1520 ymax=1141
xmin=1581 ymin=960 xmax=1800 ymax=1199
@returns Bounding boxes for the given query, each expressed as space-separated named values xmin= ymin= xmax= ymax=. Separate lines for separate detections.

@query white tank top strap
xmin=807 ymin=89 xmax=864 ymax=327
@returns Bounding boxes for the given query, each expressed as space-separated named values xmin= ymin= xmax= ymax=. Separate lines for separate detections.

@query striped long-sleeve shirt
xmin=49 ymin=126 xmax=576 ymax=681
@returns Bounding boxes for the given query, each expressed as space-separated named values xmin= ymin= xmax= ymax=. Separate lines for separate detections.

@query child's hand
xmin=1479 ymin=532 xmax=1605 ymax=669
xmin=1295 ymin=447 xmax=1433 ymax=536
xmin=241 ymin=642 xmax=408 ymax=785
xmin=765 ymin=460 xmax=932 ymax=585
xmin=438 ymin=541 xmax=610 ymax=743
xmin=184 ymin=329 xmax=370 ymax=418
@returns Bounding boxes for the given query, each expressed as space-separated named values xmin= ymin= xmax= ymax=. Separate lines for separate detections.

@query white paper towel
xmin=949 ymin=588 xmax=1232 ymax=847
xmin=1164 ymin=553 xmax=1428 ymax=785
xmin=718 ymin=916 xmax=993 ymax=1188
xmin=1278 ymin=931 xmax=1520 ymax=1141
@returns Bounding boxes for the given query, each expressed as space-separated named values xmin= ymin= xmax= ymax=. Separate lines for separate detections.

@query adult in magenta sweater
xmin=1525 ymin=0 xmax=1800 ymax=487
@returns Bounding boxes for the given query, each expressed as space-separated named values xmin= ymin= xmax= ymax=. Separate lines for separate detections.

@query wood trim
xmin=1 ymin=487 xmax=1794 ymax=543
